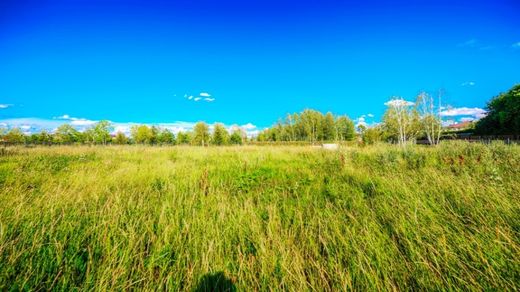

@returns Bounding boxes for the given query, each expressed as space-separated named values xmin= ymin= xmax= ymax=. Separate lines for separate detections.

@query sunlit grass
xmin=0 ymin=142 xmax=519 ymax=290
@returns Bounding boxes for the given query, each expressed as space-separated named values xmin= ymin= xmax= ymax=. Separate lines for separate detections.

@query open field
xmin=1 ymin=143 xmax=519 ymax=290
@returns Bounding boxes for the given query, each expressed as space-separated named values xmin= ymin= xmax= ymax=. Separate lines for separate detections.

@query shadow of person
xmin=193 ymin=271 xmax=237 ymax=292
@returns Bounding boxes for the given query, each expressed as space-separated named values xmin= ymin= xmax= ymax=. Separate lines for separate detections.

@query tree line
xmin=0 ymin=122 xmax=247 ymax=146
xmin=1 ymin=84 xmax=518 ymax=146
xmin=255 ymin=110 xmax=356 ymax=142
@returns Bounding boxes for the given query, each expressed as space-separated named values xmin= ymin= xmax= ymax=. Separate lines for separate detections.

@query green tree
xmin=176 ymin=131 xmax=191 ymax=145
xmin=131 ymin=125 xmax=154 ymax=144
xmin=92 ymin=120 xmax=112 ymax=145
xmin=322 ymin=112 xmax=336 ymax=141
xmin=362 ymin=126 xmax=384 ymax=145
xmin=475 ymin=84 xmax=520 ymax=135
xmin=230 ymin=130 xmax=243 ymax=145
xmin=113 ymin=131 xmax=128 ymax=145
xmin=383 ymin=98 xmax=421 ymax=146
xmin=212 ymin=123 xmax=229 ymax=145
xmin=336 ymin=116 xmax=355 ymax=141
xmin=55 ymin=124 xmax=80 ymax=144
xmin=158 ymin=128 xmax=175 ymax=145
xmin=4 ymin=128 xmax=25 ymax=144
xmin=192 ymin=122 xmax=210 ymax=146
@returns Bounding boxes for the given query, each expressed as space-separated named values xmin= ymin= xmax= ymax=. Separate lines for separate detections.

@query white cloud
xmin=384 ymin=99 xmax=415 ymax=107
xmin=199 ymin=92 xmax=211 ymax=97
xmin=20 ymin=125 xmax=31 ymax=130
xmin=512 ymin=42 xmax=520 ymax=49
xmin=367 ymin=113 xmax=374 ymax=118
xmin=188 ymin=95 xmax=193 ymax=100
xmin=203 ymin=98 xmax=215 ymax=102
xmin=0 ymin=104 xmax=11 ymax=109
xmin=461 ymin=81 xmax=475 ymax=87
xmin=70 ymin=119 xmax=97 ymax=126
xmin=459 ymin=117 xmax=476 ymax=122
xmin=241 ymin=123 xmax=257 ymax=130
xmin=194 ymin=97 xmax=202 ymax=101
xmin=440 ymin=107 xmax=487 ymax=117
xmin=54 ymin=114 xmax=71 ymax=119
xmin=442 ymin=119 xmax=457 ymax=127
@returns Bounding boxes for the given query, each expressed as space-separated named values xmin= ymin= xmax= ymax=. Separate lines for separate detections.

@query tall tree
xmin=39 ymin=130 xmax=53 ymax=145
xmin=113 ymin=131 xmax=128 ymax=145
xmin=336 ymin=116 xmax=355 ymax=141
xmin=131 ymin=125 xmax=154 ymax=144
xmin=475 ymin=84 xmax=520 ymax=135
xmin=212 ymin=123 xmax=229 ymax=145
xmin=192 ymin=122 xmax=210 ymax=146
xmin=417 ymin=91 xmax=443 ymax=145
xmin=158 ymin=128 xmax=175 ymax=145
xmin=92 ymin=120 xmax=112 ymax=145
xmin=383 ymin=97 xmax=420 ymax=146
xmin=322 ymin=112 xmax=336 ymax=141
xmin=55 ymin=124 xmax=80 ymax=144
xmin=4 ymin=128 xmax=25 ymax=144
xmin=176 ymin=131 xmax=191 ymax=145
xmin=230 ymin=130 xmax=243 ymax=145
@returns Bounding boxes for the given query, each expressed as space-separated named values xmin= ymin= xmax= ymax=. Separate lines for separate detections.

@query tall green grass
xmin=0 ymin=142 xmax=519 ymax=290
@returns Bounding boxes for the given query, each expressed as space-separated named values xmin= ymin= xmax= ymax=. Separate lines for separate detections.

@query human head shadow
xmin=193 ymin=271 xmax=237 ymax=292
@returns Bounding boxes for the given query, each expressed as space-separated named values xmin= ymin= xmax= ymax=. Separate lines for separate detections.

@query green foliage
xmin=176 ymin=131 xmax=191 ymax=145
xmin=131 ymin=125 xmax=155 ymax=144
xmin=3 ymin=128 xmax=25 ymax=144
xmin=362 ymin=125 xmax=384 ymax=145
xmin=475 ymin=84 xmax=520 ymax=135
xmin=336 ymin=115 xmax=356 ymax=141
xmin=212 ymin=123 xmax=229 ymax=145
xmin=113 ymin=131 xmax=128 ymax=145
xmin=84 ymin=121 xmax=112 ymax=145
xmin=0 ymin=144 xmax=518 ymax=290
xmin=192 ymin=122 xmax=210 ymax=146
xmin=55 ymin=124 xmax=80 ymax=144
xmin=258 ymin=109 xmax=355 ymax=142
xmin=382 ymin=98 xmax=421 ymax=145
xmin=157 ymin=129 xmax=175 ymax=145
xmin=230 ymin=130 xmax=243 ymax=145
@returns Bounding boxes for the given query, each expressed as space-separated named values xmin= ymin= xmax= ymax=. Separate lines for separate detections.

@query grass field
xmin=1 ymin=142 xmax=519 ymax=290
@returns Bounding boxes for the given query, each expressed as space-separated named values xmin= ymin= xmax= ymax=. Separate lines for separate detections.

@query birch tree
xmin=383 ymin=97 xmax=419 ymax=147
xmin=417 ymin=91 xmax=443 ymax=145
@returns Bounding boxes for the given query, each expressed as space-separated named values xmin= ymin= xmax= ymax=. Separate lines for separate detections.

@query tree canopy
xmin=257 ymin=110 xmax=355 ymax=143
xmin=475 ymin=84 xmax=520 ymax=135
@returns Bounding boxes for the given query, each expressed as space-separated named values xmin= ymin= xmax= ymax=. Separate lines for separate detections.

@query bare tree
xmin=383 ymin=97 xmax=418 ymax=147
xmin=417 ymin=91 xmax=443 ymax=145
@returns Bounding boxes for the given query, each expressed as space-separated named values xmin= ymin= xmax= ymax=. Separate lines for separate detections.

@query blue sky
xmin=1 ymin=0 xmax=519 ymax=134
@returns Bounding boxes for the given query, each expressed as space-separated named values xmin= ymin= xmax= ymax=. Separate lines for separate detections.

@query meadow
xmin=0 ymin=142 xmax=519 ymax=290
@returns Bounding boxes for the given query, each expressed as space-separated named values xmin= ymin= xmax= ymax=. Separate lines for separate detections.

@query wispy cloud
xmin=0 ymin=104 xmax=12 ymax=109
xmin=458 ymin=39 xmax=494 ymax=50
xmin=458 ymin=39 xmax=478 ymax=48
xmin=440 ymin=107 xmax=487 ymax=118
xmin=367 ymin=113 xmax=374 ymax=118
xmin=512 ymin=42 xmax=520 ymax=49
xmin=184 ymin=92 xmax=215 ymax=102
xmin=461 ymin=81 xmax=476 ymax=87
